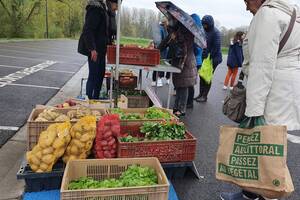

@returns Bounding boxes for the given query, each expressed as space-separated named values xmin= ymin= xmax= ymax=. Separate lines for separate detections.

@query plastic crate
xmin=119 ymin=75 xmax=138 ymax=89
xmin=60 ymin=158 xmax=169 ymax=200
xmin=107 ymin=45 xmax=160 ymax=66
xmin=108 ymin=108 xmax=178 ymax=126
xmin=27 ymin=108 xmax=107 ymax=150
xmin=117 ymin=124 xmax=197 ymax=163
xmin=17 ymin=159 xmax=65 ymax=192
xmin=127 ymin=95 xmax=150 ymax=108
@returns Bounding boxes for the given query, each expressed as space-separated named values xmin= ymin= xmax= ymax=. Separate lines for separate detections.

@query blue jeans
xmin=86 ymin=55 xmax=106 ymax=99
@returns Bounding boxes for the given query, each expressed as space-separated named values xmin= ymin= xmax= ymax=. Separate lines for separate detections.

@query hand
xmin=91 ymin=50 xmax=98 ymax=62
xmin=239 ymin=116 xmax=266 ymax=129
xmin=170 ymin=33 xmax=176 ymax=40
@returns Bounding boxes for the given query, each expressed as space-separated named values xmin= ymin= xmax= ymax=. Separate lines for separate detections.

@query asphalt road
xmin=154 ymin=63 xmax=300 ymax=200
xmin=0 ymin=40 xmax=86 ymax=147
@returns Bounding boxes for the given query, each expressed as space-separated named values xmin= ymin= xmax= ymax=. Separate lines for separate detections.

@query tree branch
xmin=25 ymin=1 xmax=41 ymax=23
xmin=0 ymin=0 xmax=12 ymax=17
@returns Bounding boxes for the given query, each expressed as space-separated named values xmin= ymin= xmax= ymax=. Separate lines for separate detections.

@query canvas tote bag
xmin=216 ymin=125 xmax=294 ymax=198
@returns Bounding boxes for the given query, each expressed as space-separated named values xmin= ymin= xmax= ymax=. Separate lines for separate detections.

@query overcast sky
xmin=122 ymin=0 xmax=300 ymax=28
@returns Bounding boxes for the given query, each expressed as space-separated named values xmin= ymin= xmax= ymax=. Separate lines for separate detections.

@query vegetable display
xmin=63 ymin=116 xmax=96 ymax=163
xmin=144 ymin=107 xmax=172 ymax=120
xmin=94 ymin=115 xmax=120 ymax=159
xmin=34 ymin=107 xmax=102 ymax=122
xmin=111 ymin=107 xmax=172 ymax=120
xmin=26 ymin=121 xmax=71 ymax=172
xmin=121 ymin=121 xmax=186 ymax=142
xmin=68 ymin=165 xmax=158 ymax=190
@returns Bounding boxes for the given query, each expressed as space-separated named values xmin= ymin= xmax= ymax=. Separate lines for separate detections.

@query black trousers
xmin=200 ymin=64 xmax=218 ymax=98
xmin=187 ymin=86 xmax=194 ymax=105
xmin=152 ymin=71 xmax=171 ymax=81
xmin=86 ymin=54 xmax=106 ymax=99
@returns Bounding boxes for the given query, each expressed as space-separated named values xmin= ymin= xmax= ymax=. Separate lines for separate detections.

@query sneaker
xmin=157 ymin=78 xmax=163 ymax=87
xmin=166 ymin=79 xmax=170 ymax=85
xmin=193 ymin=95 xmax=201 ymax=101
xmin=196 ymin=96 xmax=207 ymax=102
xmin=220 ymin=192 xmax=245 ymax=200
xmin=229 ymin=87 xmax=234 ymax=90
xmin=223 ymin=85 xmax=228 ymax=90
xmin=151 ymin=81 xmax=156 ymax=87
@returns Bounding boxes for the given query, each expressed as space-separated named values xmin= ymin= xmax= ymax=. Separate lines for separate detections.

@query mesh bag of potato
xmin=26 ymin=121 xmax=71 ymax=172
xmin=63 ymin=116 xmax=96 ymax=163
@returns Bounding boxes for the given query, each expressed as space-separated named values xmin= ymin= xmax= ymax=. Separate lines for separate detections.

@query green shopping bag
xmin=199 ymin=54 xmax=213 ymax=84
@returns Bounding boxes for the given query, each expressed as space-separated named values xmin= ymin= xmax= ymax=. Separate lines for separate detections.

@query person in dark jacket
xmin=223 ymin=31 xmax=244 ymax=90
xmin=152 ymin=18 xmax=170 ymax=87
xmin=187 ymin=13 xmax=203 ymax=108
xmin=78 ymin=0 xmax=119 ymax=100
xmin=159 ymin=18 xmax=197 ymax=117
xmin=195 ymin=15 xmax=222 ymax=102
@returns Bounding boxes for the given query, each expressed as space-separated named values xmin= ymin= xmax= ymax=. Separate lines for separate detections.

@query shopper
xmin=152 ymin=18 xmax=170 ymax=87
xmin=195 ymin=15 xmax=222 ymax=102
xmin=159 ymin=17 xmax=197 ymax=117
xmin=78 ymin=0 xmax=119 ymax=100
xmin=187 ymin=13 xmax=203 ymax=108
xmin=223 ymin=31 xmax=244 ymax=90
xmin=220 ymin=0 xmax=300 ymax=199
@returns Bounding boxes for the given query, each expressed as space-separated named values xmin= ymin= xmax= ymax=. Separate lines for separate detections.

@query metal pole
xmin=113 ymin=0 xmax=122 ymax=107
xmin=45 ymin=0 xmax=49 ymax=38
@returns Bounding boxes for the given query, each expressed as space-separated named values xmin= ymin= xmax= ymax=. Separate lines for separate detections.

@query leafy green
xmin=144 ymin=107 xmax=172 ymax=120
xmin=140 ymin=121 xmax=186 ymax=141
xmin=120 ymin=135 xmax=141 ymax=142
xmin=110 ymin=108 xmax=142 ymax=120
xmin=68 ymin=165 xmax=158 ymax=190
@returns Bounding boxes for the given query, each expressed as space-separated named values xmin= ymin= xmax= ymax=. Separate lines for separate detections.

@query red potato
xmin=111 ymin=125 xmax=120 ymax=136
xmin=104 ymin=121 xmax=111 ymax=126
xmin=103 ymin=131 xmax=112 ymax=139
xmin=112 ymin=143 xmax=117 ymax=149
xmin=100 ymin=140 xmax=108 ymax=146
xmin=110 ymin=149 xmax=116 ymax=155
xmin=104 ymin=126 xmax=111 ymax=133
xmin=102 ymin=146 xmax=111 ymax=151
xmin=108 ymin=138 xmax=116 ymax=146
xmin=104 ymin=151 xmax=111 ymax=158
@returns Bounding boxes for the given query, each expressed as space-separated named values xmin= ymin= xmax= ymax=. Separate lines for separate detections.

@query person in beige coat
xmin=220 ymin=1 xmax=300 ymax=199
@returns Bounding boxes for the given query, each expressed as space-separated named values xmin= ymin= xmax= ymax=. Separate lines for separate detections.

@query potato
xmin=52 ymin=138 xmax=65 ymax=149
xmin=75 ymin=132 xmax=82 ymax=139
xmin=35 ymin=151 xmax=43 ymax=160
xmin=84 ymin=141 xmax=93 ymax=151
xmin=39 ymin=163 xmax=49 ymax=171
xmin=30 ymin=154 xmax=40 ymax=166
xmin=30 ymin=164 xmax=39 ymax=172
xmin=80 ymin=134 xmax=91 ymax=143
xmin=42 ymin=154 xmax=55 ymax=165
xmin=73 ymin=139 xmax=85 ymax=148
xmin=54 ymin=148 xmax=65 ymax=157
xmin=70 ymin=145 xmax=79 ymax=155
xmin=42 ymin=147 xmax=54 ymax=155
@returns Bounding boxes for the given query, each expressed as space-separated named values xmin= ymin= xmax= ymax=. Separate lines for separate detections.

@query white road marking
xmin=0 ymin=126 xmax=19 ymax=131
xmin=0 ymin=64 xmax=75 ymax=74
xmin=0 ymin=61 xmax=57 ymax=88
xmin=8 ymin=83 xmax=60 ymax=90
xmin=287 ymin=134 xmax=300 ymax=144
xmin=0 ymin=43 xmax=76 ymax=56
xmin=0 ymin=48 xmax=77 ymax=59
xmin=0 ymin=54 xmax=83 ymax=66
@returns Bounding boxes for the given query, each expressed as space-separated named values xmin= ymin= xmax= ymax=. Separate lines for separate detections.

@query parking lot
xmin=0 ymin=40 xmax=86 ymax=146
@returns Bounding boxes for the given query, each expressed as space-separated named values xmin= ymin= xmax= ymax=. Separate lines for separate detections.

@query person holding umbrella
xmin=78 ymin=0 xmax=120 ymax=100
xmin=155 ymin=2 xmax=207 ymax=117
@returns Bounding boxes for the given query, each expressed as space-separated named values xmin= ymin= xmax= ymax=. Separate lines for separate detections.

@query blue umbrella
xmin=155 ymin=1 xmax=207 ymax=49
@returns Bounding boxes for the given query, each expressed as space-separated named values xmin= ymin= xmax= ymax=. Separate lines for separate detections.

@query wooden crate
xmin=61 ymin=158 xmax=169 ymax=200
xmin=27 ymin=108 xmax=107 ymax=150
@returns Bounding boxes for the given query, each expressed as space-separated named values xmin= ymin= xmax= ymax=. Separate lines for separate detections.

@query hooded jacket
xmin=191 ymin=14 xmax=203 ymax=67
xmin=227 ymin=40 xmax=243 ymax=68
xmin=201 ymin=15 xmax=223 ymax=68
xmin=243 ymin=0 xmax=300 ymax=130
xmin=78 ymin=0 xmax=113 ymax=56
